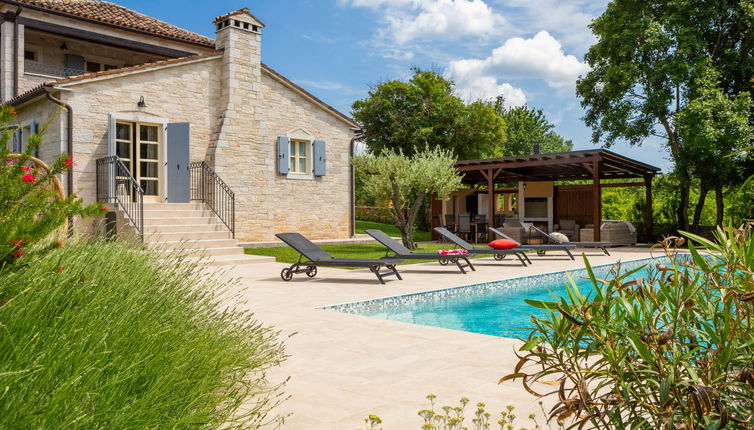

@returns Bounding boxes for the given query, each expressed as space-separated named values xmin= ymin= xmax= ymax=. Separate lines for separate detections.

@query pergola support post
xmin=592 ymin=159 xmax=602 ymax=242
xmin=644 ymin=174 xmax=653 ymax=243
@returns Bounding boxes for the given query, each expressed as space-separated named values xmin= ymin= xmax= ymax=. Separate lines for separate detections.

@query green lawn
xmin=245 ymin=242 xmax=464 ymax=267
xmin=355 ymin=220 xmax=431 ymax=242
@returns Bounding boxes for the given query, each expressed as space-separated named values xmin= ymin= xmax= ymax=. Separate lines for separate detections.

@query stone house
xmin=2 ymin=0 xmax=360 ymax=261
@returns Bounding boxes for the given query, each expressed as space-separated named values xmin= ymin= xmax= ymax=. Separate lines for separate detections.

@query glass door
xmin=137 ymin=124 xmax=160 ymax=201
xmin=115 ymin=121 xmax=161 ymax=202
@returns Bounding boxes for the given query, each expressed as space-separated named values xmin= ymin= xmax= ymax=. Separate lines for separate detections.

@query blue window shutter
xmin=30 ymin=121 xmax=39 ymax=158
xmin=12 ymin=128 xmax=21 ymax=153
xmin=107 ymin=114 xmax=116 ymax=157
xmin=166 ymin=123 xmax=190 ymax=203
xmin=313 ymin=140 xmax=326 ymax=176
xmin=277 ymin=136 xmax=289 ymax=174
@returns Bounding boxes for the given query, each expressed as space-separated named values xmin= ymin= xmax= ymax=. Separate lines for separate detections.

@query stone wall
xmin=250 ymin=71 xmax=354 ymax=240
xmin=55 ymin=56 xmax=221 ymax=204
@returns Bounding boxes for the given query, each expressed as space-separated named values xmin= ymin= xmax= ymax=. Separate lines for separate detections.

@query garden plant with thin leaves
xmin=0 ymin=106 xmax=287 ymax=428
xmin=503 ymin=226 xmax=754 ymax=428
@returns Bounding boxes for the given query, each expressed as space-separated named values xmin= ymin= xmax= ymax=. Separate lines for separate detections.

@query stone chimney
xmin=209 ymin=9 xmax=265 ymax=175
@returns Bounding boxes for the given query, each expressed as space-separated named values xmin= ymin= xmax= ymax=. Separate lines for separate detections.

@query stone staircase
xmin=141 ymin=203 xmax=273 ymax=266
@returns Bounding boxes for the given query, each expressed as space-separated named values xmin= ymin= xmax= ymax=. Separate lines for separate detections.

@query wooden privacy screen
xmin=554 ymin=186 xmax=594 ymax=227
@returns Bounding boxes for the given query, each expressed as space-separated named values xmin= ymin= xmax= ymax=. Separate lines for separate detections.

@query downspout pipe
xmin=349 ymin=129 xmax=364 ymax=238
xmin=13 ymin=6 xmax=21 ymax=98
xmin=44 ymin=87 xmax=74 ymax=234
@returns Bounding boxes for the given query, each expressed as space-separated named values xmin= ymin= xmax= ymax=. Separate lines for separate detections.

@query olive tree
xmin=354 ymin=147 xmax=462 ymax=249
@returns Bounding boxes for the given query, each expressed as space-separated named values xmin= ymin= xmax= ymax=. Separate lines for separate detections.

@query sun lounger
xmin=529 ymin=226 xmax=611 ymax=256
xmin=275 ymin=233 xmax=403 ymax=284
xmin=488 ymin=227 xmax=575 ymax=260
xmin=365 ymin=229 xmax=475 ymax=274
xmin=433 ymin=227 xmax=530 ymax=266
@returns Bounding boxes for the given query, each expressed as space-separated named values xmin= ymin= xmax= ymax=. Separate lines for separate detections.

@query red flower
xmin=10 ymin=109 xmax=16 ymax=115
xmin=100 ymin=207 xmax=108 ymax=212
xmin=10 ymin=239 xmax=26 ymax=248
xmin=5 ymin=158 xmax=11 ymax=163
xmin=64 ymin=157 xmax=74 ymax=169
xmin=57 ymin=266 xmax=63 ymax=273
xmin=21 ymin=173 xmax=35 ymax=183
xmin=54 ymin=240 xmax=65 ymax=249
xmin=23 ymin=166 xmax=31 ymax=173
xmin=13 ymin=249 xmax=23 ymax=258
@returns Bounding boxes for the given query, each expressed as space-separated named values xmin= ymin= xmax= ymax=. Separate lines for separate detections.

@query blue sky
xmin=117 ymin=0 xmax=670 ymax=172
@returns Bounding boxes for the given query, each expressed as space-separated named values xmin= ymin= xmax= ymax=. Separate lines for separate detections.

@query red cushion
xmin=488 ymin=239 xmax=518 ymax=249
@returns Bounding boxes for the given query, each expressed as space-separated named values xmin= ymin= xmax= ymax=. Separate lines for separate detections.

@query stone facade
xmin=9 ymin=7 xmax=357 ymax=242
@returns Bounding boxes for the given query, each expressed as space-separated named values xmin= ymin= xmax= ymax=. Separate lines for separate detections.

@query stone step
xmin=147 ymin=238 xmax=239 ymax=250
xmin=145 ymin=231 xmax=232 ymax=241
xmin=142 ymin=209 xmax=215 ymax=219
xmin=144 ymin=223 xmax=229 ymax=233
xmin=143 ymin=217 xmax=222 ymax=226
xmin=142 ymin=202 xmax=205 ymax=210
xmin=200 ymin=254 xmax=276 ymax=266
xmin=156 ymin=246 xmax=245 ymax=257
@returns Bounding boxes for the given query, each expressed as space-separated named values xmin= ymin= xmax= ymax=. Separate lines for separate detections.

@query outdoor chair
xmin=275 ymin=232 xmax=403 ymax=284
xmin=366 ymin=229 xmax=475 ymax=274
xmin=529 ymin=226 xmax=611 ymax=256
xmin=433 ymin=227 xmax=530 ymax=266
xmin=458 ymin=214 xmax=472 ymax=241
xmin=494 ymin=214 xmax=506 ymax=228
xmin=489 ymin=227 xmax=575 ymax=260
xmin=444 ymin=214 xmax=456 ymax=233
xmin=475 ymin=214 xmax=488 ymax=242
xmin=498 ymin=219 xmax=528 ymax=244
xmin=555 ymin=219 xmax=580 ymax=242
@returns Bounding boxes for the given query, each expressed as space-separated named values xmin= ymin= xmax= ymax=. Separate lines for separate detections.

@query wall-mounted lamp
xmin=137 ymin=96 xmax=147 ymax=108
xmin=60 ymin=42 xmax=68 ymax=50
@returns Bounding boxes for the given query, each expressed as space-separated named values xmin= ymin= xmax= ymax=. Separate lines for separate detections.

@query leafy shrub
xmin=356 ymin=206 xmax=395 ymax=224
xmin=504 ymin=227 xmax=754 ymax=428
xmin=0 ymin=241 xmax=286 ymax=428
xmin=0 ymin=106 xmax=103 ymax=266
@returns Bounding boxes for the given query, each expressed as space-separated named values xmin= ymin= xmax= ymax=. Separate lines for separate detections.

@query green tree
xmin=576 ymin=0 xmax=754 ymax=231
xmin=351 ymin=69 xmax=507 ymax=159
xmin=677 ymin=67 xmax=753 ymax=227
xmin=353 ymin=147 xmax=462 ymax=249
xmin=492 ymin=98 xmax=573 ymax=155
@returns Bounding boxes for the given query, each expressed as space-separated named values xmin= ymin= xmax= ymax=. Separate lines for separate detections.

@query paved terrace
xmin=218 ymin=247 xmax=659 ymax=429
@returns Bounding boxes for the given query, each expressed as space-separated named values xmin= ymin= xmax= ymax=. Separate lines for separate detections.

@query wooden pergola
xmin=446 ymin=149 xmax=661 ymax=242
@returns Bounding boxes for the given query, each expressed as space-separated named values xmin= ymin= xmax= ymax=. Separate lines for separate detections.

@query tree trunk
xmin=676 ymin=168 xmax=691 ymax=232
xmin=715 ymin=183 xmax=724 ymax=227
xmin=692 ymin=184 xmax=708 ymax=231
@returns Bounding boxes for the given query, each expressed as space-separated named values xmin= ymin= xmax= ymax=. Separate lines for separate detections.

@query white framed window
xmin=289 ymin=139 xmax=311 ymax=174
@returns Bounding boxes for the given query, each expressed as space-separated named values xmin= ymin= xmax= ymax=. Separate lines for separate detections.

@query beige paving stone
xmin=215 ymin=247 xmax=660 ymax=429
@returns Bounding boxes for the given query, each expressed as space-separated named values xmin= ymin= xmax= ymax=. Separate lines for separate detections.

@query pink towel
xmin=438 ymin=249 xmax=469 ymax=256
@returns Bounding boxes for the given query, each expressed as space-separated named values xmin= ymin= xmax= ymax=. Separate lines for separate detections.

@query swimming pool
xmin=320 ymin=257 xmax=671 ymax=339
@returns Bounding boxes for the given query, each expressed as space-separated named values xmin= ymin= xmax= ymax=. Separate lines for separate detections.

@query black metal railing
xmin=189 ymin=161 xmax=235 ymax=238
xmin=25 ymin=61 xmax=85 ymax=78
xmin=96 ymin=156 xmax=144 ymax=239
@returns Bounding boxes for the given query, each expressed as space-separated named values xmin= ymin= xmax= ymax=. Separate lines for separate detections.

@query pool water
xmin=322 ymin=257 xmax=667 ymax=339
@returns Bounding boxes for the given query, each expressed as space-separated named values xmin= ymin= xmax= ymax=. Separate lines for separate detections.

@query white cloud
xmin=498 ymin=0 xmax=608 ymax=53
xmin=341 ymin=0 xmax=507 ymax=44
xmin=446 ymin=31 xmax=590 ymax=103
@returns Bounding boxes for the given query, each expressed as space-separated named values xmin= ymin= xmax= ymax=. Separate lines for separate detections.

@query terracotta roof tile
xmin=6 ymin=53 xmax=221 ymax=106
xmin=14 ymin=0 xmax=215 ymax=47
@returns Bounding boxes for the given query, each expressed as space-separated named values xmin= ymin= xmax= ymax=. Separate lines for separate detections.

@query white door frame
xmin=109 ymin=113 xmax=168 ymax=202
